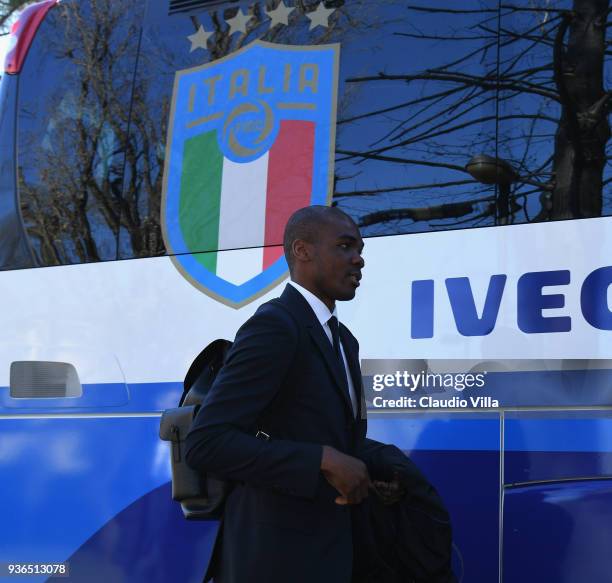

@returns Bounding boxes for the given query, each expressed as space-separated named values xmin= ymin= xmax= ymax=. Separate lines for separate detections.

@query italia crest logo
xmin=162 ymin=41 xmax=340 ymax=308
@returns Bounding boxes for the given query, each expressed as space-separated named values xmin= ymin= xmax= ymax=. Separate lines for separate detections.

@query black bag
xmin=352 ymin=449 xmax=457 ymax=583
xmin=159 ymin=339 xmax=232 ymax=520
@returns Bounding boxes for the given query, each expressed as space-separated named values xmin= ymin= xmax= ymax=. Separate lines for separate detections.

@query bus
xmin=0 ymin=0 xmax=611 ymax=581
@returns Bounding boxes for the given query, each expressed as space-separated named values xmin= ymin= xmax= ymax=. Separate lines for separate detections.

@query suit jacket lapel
xmin=307 ymin=324 xmax=354 ymax=418
xmin=339 ymin=325 xmax=364 ymax=420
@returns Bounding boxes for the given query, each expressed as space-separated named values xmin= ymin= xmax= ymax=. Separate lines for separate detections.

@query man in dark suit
xmin=185 ymin=205 xmax=397 ymax=583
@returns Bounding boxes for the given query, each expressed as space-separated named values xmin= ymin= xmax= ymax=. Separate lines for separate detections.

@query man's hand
xmin=321 ymin=445 xmax=371 ymax=505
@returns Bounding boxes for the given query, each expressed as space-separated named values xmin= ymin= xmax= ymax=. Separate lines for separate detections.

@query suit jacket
xmin=185 ymin=284 xmax=394 ymax=583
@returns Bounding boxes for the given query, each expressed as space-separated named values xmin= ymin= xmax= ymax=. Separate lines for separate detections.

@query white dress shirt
xmin=288 ymin=281 xmax=358 ymax=417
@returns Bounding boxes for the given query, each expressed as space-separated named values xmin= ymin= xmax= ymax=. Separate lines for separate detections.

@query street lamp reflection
xmin=466 ymin=154 xmax=518 ymax=225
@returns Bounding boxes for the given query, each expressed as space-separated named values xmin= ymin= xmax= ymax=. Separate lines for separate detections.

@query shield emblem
xmin=161 ymin=41 xmax=340 ymax=308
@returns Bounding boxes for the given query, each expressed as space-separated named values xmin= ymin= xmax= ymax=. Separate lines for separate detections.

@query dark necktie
xmin=327 ymin=316 xmax=342 ymax=361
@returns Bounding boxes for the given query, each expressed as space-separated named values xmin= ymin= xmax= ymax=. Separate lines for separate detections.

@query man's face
xmin=307 ymin=214 xmax=365 ymax=308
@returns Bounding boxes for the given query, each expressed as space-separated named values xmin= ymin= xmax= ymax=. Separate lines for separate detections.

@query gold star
xmin=187 ymin=25 xmax=212 ymax=52
xmin=306 ymin=2 xmax=335 ymax=30
xmin=267 ymin=1 xmax=294 ymax=28
xmin=226 ymin=8 xmax=252 ymax=36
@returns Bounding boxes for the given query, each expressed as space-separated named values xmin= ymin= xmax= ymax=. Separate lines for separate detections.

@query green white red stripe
xmin=179 ymin=120 xmax=314 ymax=285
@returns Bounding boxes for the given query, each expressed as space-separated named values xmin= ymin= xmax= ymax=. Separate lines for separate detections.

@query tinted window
xmin=17 ymin=0 xmax=143 ymax=266
xmin=129 ymin=0 xmax=612 ymax=260
xmin=337 ymin=0 xmax=611 ymax=232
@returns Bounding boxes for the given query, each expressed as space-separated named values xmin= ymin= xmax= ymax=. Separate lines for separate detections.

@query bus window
xmin=16 ymin=0 xmax=144 ymax=267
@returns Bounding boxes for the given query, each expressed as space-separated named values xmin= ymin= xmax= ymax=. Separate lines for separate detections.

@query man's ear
xmin=291 ymin=239 xmax=313 ymax=264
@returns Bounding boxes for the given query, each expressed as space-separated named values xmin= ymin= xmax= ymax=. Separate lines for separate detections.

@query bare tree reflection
xmin=337 ymin=1 xmax=611 ymax=229
xmin=18 ymin=0 xmax=160 ymax=265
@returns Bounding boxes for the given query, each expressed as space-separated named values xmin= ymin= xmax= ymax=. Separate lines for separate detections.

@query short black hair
xmin=283 ymin=205 xmax=354 ymax=273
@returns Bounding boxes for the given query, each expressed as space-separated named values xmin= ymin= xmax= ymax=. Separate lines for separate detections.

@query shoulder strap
xmin=180 ymin=339 xmax=233 ymax=407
